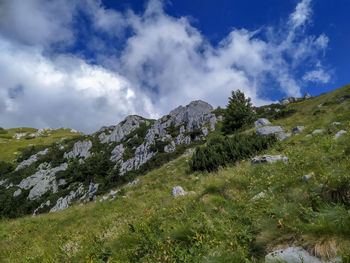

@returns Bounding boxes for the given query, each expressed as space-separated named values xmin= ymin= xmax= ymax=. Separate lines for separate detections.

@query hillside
xmin=0 ymin=127 xmax=81 ymax=162
xmin=0 ymin=85 xmax=349 ymax=262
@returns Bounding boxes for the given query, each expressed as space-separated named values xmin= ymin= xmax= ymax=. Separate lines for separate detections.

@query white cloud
xmin=303 ymin=69 xmax=331 ymax=83
xmin=289 ymin=0 xmax=312 ymax=29
xmin=0 ymin=38 xmax=155 ymax=132
xmin=0 ymin=0 xmax=332 ymax=132
xmin=0 ymin=0 xmax=77 ymax=49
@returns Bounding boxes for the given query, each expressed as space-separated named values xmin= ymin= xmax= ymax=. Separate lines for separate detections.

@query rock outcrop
xmin=17 ymin=162 xmax=68 ymax=200
xmin=254 ymin=118 xmax=271 ymax=127
xmin=50 ymin=184 xmax=84 ymax=213
xmin=16 ymin=148 xmax=49 ymax=171
xmin=33 ymin=200 xmax=51 ymax=216
xmin=304 ymin=93 xmax=312 ymax=99
xmin=13 ymin=133 xmax=27 ymax=140
xmin=64 ymin=140 xmax=92 ymax=159
xmin=110 ymin=144 xmax=125 ymax=163
xmin=107 ymin=100 xmax=217 ymax=175
xmin=99 ymin=115 xmax=146 ymax=143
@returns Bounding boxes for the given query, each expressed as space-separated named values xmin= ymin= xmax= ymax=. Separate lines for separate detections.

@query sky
xmin=0 ymin=0 xmax=349 ymax=133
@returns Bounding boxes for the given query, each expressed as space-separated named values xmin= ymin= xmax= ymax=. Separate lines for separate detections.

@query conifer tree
xmin=223 ymin=90 xmax=255 ymax=134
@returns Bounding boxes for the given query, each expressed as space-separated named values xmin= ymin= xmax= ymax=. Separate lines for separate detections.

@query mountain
xmin=0 ymin=100 xmax=221 ymax=218
xmin=0 ymin=85 xmax=349 ymax=262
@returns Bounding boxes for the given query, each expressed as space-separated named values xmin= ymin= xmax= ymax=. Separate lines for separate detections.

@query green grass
xmin=0 ymin=85 xmax=349 ymax=262
xmin=0 ymin=128 xmax=81 ymax=163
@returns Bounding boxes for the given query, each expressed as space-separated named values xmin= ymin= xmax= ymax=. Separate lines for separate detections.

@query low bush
xmin=0 ymin=127 xmax=8 ymax=134
xmin=190 ymin=133 xmax=276 ymax=172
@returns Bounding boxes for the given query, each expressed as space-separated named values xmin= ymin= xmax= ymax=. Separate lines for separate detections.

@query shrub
xmin=223 ymin=90 xmax=255 ymax=134
xmin=17 ymin=145 xmax=47 ymax=162
xmin=190 ymin=133 xmax=276 ymax=172
xmin=0 ymin=127 xmax=8 ymax=134
xmin=0 ymin=161 xmax=14 ymax=176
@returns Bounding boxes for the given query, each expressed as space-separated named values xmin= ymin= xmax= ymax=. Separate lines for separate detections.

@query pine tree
xmin=223 ymin=90 xmax=255 ymax=134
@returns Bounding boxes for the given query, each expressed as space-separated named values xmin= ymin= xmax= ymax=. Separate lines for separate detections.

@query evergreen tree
xmin=223 ymin=90 xmax=255 ymax=134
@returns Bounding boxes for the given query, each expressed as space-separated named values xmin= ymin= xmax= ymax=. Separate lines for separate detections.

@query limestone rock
xmin=50 ymin=184 xmax=84 ymax=213
xmin=164 ymin=141 xmax=176 ymax=153
xmin=18 ymin=162 xmax=68 ymax=200
xmin=334 ymin=130 xmax=346 ymax=139
xmin=279 ymin=98 xmax=290 ymax=105
xmin=183 ymin=148 xmax=194 ymax=156
xmin=338 ymin=97 xmax=347 ymax=103
xmin=304 ymin=93 xmax=312 ymax=99
xmin=252 ymin=191 xmax=265 ymax=201
xmin=0 ymin=179 xmax=7 ymax=186
xmin=292 ymin=126 xmax=305 ymax=134
xmin=312 ymin=129 xmax=323 ymax=134
xmin=256 ymin=126 xmax=283 ymax=136
xmin=33 ymin=200 xmax=51 ymax=216
xmin=332 ymin=122 xmax=341 ymax=126
xmin=302 ymin=173 xmax=313 ymax=182
xmin=265 ymin=246 xmax=340 ymax=263
xmin=278 ymin=132 xmax=291 ymax=141
xmin=13 ymin=188 xmax=22 ymax=197
xmin=176 ymin=134 xmax=191 ymax=145
xmin=100 ymin=115 xmax=143 ymax=143
xmin=80 ymin=182 xmax=99 ymax=203
xmin=201 ymin=126 xmax=208 ymax=136
xmin=119 ymin=142 xmax=156 ymax=174
xmin=13 ymin=133 xmax=27 ymax=140
xmin=110 ymin=144 xmax=125 ymax=163
xmin=251 ymin=155 xmax=289 ymax=165
xmin=16 ymin=148 xmax=49 ymax=171
xmin=64 ymin=140 xmax=92 ymax=159
xmin=127 ymin=179 xmax=140 ymax=187
xmin=254 ymin=118 xmax=271 ymax=127
xmin=172 ymin=186 xmax=186 ymax=197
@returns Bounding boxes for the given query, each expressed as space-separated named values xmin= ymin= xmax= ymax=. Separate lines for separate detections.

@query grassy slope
xmin=0 ymin=128 xmax=81 ymax=162
xmin=0 ymin=85 xmax=349 ymax=262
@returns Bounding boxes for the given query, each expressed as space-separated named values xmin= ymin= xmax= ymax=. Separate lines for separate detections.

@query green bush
xmin=0 ymin=127 xmax=8 ymax=134
xmin=17 ymin=145 xmax=46 ymax=162
xmin=0 ymin=161 xmax=14 ymax=176
xmin=190 ymin=133 xmax=276 ymax=172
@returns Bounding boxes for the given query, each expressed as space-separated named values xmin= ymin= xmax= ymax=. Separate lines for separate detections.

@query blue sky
xmin=0 ymin=0 xmax=348 ymax=132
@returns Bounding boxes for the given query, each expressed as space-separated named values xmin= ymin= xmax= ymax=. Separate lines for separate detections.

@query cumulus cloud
xmin=0 ymin=38 xmax=155 ymax=132
xmin=0 ymin=0 xmax=332 ymax=132
xmin=0 ymin=0 xmax=77 ymax=49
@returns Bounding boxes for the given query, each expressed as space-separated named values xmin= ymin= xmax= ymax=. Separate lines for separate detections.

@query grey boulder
xmin=265 ymin=246 xmax=341 ymax=263
xmin=312 ymin=129 xmax=323 ymax=135
xmin=256 ymin=126 xmax=283 ymax=136
xmin=334 ymin=130 xmax=346 ymax=139
xmin=172 ymin=186 xmax=186 ymax=197
xmin=251 ymin=155 xmax=289 ymax=165
xmin=292 ymin=126 xmax=305 ymax=134
xmin=254 ymin=118 xmax=271 ymax=127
